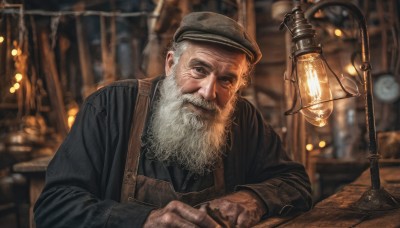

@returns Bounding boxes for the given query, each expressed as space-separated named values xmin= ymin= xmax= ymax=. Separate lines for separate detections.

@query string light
xmin=13 ymin=82 xmax=20 ymax=90
xmin=15 ymin=73 xmax=23 ymax=82
xmin=306 ymin=144 xmax=314 ymax=151
xmin=334 ymin=28 xmax=343 ymax=37
xmin=9 ymin=87 xmax=16 ymax=93
xmin=318 ymin=140 xmax=326 ymax=148
xmin=0 ymin=36 xmax=4 ymax=43
xmin=11 ymin=49 xmax=18 ymax=56
xmin=11 ymin=40 xmax=25 ymax=95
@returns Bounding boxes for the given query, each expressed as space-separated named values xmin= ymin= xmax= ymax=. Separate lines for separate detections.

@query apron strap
xmin=213 ymin=160 xmax=226 ymax=195
xmin=121 ymin=79 xmax=152 ymax=203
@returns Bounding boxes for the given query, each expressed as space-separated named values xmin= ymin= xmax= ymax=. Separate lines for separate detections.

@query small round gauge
xmin=373 ymin=74 xmax=400 ymax=103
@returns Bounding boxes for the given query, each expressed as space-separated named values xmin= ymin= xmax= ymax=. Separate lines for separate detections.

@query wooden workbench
xmin=13 ymin=157 xmax=400 ymax=228
xmin=256 ymin=164 xmax=400 ymax=227
xmin=13 ymin=156 xmax=52 ymax=228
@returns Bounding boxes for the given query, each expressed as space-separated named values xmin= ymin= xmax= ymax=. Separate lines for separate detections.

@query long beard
xmin=147 ymin=74 xmax=236 ymax=175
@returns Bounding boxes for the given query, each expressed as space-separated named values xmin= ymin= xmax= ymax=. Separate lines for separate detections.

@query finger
xmin=198 ymin=204 xmax=208 ymax=212
xmin=207 ymin=201 xmax=242 ymax=227
xmin=168 ymin=201 xmax=221 ymax=227
xmin=144 ymin=209 xmax=198 ymax=228
xmin=236 ymin=211 xmax=257 ymax=228
xmin=159 ymin=212 xmax=199 ymax=228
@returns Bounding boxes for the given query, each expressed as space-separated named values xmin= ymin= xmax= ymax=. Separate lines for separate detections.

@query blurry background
xmin=0 ymin=0 xmax=399 ymax=227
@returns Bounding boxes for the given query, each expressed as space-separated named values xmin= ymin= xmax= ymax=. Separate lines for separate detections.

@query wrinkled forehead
xmin=180 ymin=41 xmax=250 ymax=73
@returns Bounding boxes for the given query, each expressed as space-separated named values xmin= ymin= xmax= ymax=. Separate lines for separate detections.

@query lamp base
xmin=351 ymin=187 xmax=399 ymax=211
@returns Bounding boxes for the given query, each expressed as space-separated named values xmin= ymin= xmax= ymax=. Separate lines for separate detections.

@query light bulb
xmin=297 ymin=53 xmax=333 ymax=127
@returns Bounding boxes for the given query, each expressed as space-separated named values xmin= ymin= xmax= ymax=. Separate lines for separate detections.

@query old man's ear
xmin=165 ymin=51 xmax=175 ymax=76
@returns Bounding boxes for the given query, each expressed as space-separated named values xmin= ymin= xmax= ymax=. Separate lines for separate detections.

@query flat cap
xmin=173 ymin=11 xmax=262 ymax=64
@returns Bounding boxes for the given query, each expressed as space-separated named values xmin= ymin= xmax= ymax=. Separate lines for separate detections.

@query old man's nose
xmin=198 ymin=77 xmax=217 ymax=101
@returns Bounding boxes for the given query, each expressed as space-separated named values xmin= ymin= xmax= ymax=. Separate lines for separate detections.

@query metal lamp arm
xmin=304 ymin=0 xmax=380 ymax=190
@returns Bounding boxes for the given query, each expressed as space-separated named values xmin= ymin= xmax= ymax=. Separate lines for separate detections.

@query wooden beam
xmin=39 ymin=29 xmax=68 ymax=137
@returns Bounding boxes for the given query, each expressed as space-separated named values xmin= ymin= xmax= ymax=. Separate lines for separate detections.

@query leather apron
xmin=120 ymin=78 xmax=225 ymax=208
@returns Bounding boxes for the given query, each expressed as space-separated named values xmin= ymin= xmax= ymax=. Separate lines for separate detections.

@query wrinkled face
xmin=165 ymin=41 xmax=248 ymax=120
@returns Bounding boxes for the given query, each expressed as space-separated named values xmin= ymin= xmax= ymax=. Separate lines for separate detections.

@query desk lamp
xmin=280 ymin=0 xmax=399 ymax=210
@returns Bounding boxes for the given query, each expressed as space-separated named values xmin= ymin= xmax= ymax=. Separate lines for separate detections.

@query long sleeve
xmin=227 ymin=99 xmax=313 ymax=217
xmin=34 ymin=80 xmax=156 ymax=228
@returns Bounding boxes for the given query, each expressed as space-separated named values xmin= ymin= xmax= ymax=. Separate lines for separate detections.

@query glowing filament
xmin=297 ymin=53 xmax=333 ymax=127
xmin=305 ymin=67 xmax=322 ymax=101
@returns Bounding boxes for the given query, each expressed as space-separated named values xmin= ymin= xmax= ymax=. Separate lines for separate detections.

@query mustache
xmin=181 ymin=94 xmax=220 ymax=113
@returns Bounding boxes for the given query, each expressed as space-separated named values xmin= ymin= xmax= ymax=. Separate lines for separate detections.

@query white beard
xmin=147 ymin=74 xmax=237 ymax=175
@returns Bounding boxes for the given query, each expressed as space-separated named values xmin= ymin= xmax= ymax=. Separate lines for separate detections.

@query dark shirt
xmin=34 ymin=77 xmax=312 ymax=228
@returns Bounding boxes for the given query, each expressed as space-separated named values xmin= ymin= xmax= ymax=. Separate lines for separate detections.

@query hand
xmin=143 ymin=200 xmax=221 ymax=228
xmin=204 ymin=190 xmax=267 ymax=228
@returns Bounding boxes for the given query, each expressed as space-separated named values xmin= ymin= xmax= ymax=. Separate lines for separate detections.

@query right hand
xmin=143 ymin=200 xmax=221 ymax=228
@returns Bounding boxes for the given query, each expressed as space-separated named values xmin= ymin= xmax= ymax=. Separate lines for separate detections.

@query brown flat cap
xmin=173 ymin=11 xmax=262 ymax=64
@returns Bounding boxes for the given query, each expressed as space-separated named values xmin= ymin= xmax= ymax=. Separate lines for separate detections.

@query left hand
xmin=204 ymin=190 xmax=267 ymax=227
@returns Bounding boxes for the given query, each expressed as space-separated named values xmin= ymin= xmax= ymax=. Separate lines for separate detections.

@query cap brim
xmin=178 ymin=33 xmax=255 ymax=63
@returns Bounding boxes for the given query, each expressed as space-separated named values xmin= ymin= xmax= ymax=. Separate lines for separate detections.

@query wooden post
xmin=74 ymin=3 xmax=96 ymax=98
xmin=39 ymin=29 xmax=68 ymax=137
xmin=100 ymin=14 xmax=116 ymax=86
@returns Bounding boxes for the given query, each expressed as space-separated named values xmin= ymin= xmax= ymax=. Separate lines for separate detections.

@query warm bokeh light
xmin=67 ymin=107 xmax=79 ymax=116
xmin=9 ymin=87 xmax=16 ymax=93
xmin=345 ymin=64 xmax=357 ymax=76
xmin=0 ymin=36 xmax=4 ymax=43
xmin=15 ymin=73 xmax=23 ymax=82
xmin=334 ymin=29 xmax=342 ymax=37
xmin=68 ymin=116 xmax=76 ymax=129
xmin=13 ymin=82 xmax=20 ymax=90
xmin=11 ymin=49 xmax=18 ymax=56
xmin=67 ymin=106 xmax=79 ymax=129
xmin=306 ymin=144 xmax=314 ymax=151
xmin=319 ymin=140 xmax=327 ymax=148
